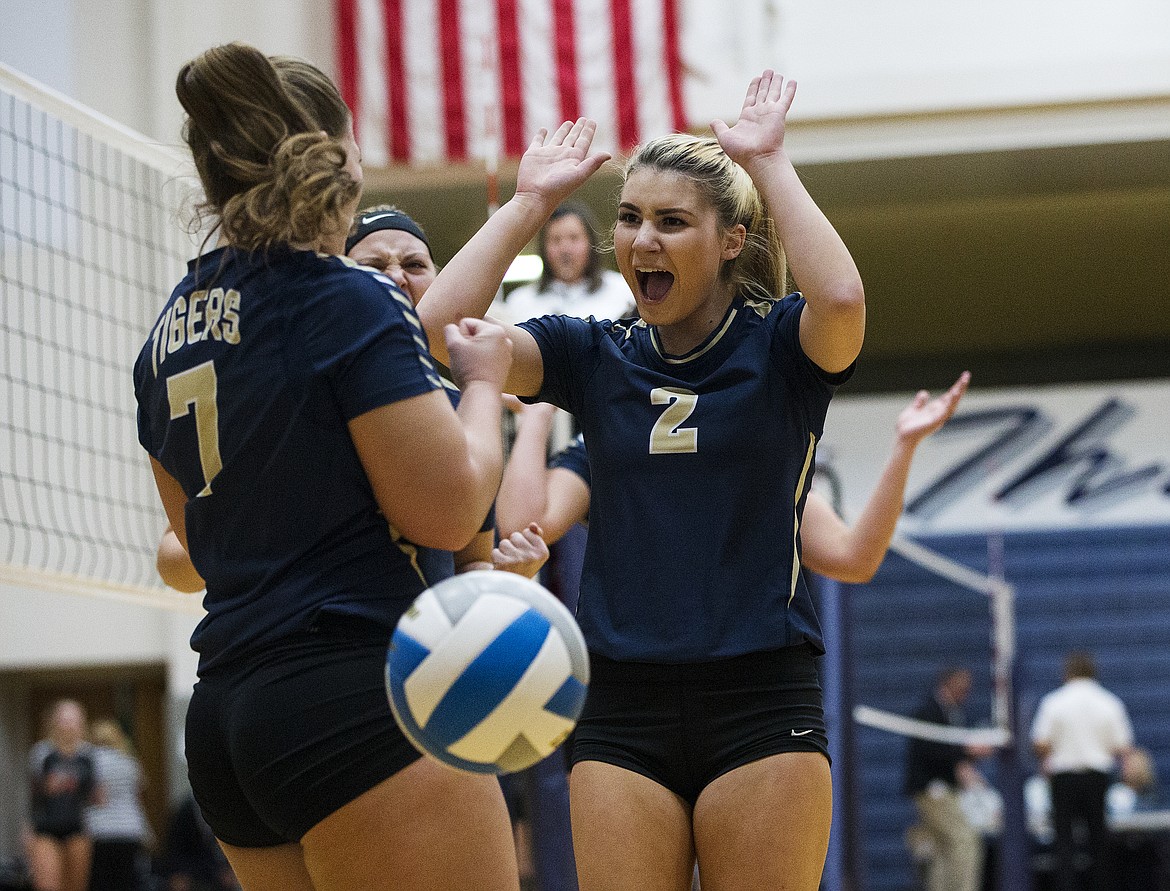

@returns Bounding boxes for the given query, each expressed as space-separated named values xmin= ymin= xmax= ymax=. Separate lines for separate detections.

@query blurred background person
xmin=157 ymin=795 xmax=240 ymax=891
xmin=902 ymin=667 xmax=994 ymax=891
xmin=496 ymin=201 xmax=636 ymax=455
xmin=26 ymin=700 xmax=96 ymax=891
xmin=498 ymin=202 xmax=634 ymax=326
xmin=85 ymin=720 xmax=152 ymax=891
xmin=1032 ymin=650 xmax=1135 ymax=891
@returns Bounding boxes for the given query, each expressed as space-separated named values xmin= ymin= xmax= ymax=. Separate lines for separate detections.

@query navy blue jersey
xmin=518 ymin=293 xmax=851 ymax=662
xmin=29 ymin=744 xmax=95 ymax=836
xmin=412 ymin=379 xmax=497 ymax=586
xmin=551 ymin=434 xmax=590 ymax=487
xmin=135 ymin=246 xmax=444 ymax=672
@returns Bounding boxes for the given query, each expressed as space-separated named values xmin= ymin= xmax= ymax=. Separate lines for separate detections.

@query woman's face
xmin=347 ymin=229 xmax=437 ymax=305
xmin=613 ymin=168 xmax=744 ymax=354
xmin=50 ymin=701 xmax=86 ymax=746
xmin=543 ymin=213 xmax=592 ymax=284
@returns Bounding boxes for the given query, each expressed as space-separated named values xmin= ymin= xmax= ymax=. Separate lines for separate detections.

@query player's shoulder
xmin=605 ymin=315 xmax=649 ymax=343
xmin=741 ymin=288 xmax=801 ymax=323
xmin=306 ymin=253 xmax=417 ymax=318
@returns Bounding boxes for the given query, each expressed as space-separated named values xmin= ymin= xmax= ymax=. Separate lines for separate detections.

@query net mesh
xmin=1 ymin=64 xmax=200 ymax=600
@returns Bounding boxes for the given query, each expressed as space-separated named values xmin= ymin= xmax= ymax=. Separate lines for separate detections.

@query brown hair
xmin=622 ymin=133 xmax=787 ymax=301
xmin=1064 ymin=650 xmax=1097 ymax=680
xmin=537 ymin=202 xmax=604 ymax=294
xmin=176 ymin=43 xmax=359 ymax=252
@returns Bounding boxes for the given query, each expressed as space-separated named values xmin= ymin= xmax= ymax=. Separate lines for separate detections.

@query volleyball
xmin=385 ymin=571 xmax=590 ymax=774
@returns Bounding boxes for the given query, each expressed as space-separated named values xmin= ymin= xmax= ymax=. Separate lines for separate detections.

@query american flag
xmin=335 ymin=0 xmax=687 ymax=167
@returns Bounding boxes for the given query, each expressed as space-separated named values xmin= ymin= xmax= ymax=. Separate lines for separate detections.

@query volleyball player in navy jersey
xmin=134 ymin=43 xmax=522 ymax=891
xmin=156 ymin=206 xmax=548 ymax=593
xmin=498 ymin=374 xmax=971 ymax=579
xmin=416 ymin=71 xmax=864 ymax=889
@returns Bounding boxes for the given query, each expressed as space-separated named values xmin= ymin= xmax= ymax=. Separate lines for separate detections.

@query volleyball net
xmin=853 ymin=533 xmax=1016 ymax=749
xmin=1 ymin=63 xmax=204 ymax=614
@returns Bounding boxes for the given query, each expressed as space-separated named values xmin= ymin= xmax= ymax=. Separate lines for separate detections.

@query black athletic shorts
xmin=569 ymin=643 xmax=829 ymax=807
xmin=32 ymin=822 xmax=86 ymax=842
xmin=184 ymin=614 xmax=422 ymax=847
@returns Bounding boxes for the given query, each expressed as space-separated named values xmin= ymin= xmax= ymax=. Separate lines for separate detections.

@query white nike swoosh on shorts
xmin=791 ymin=728 xmax=815 ymax=736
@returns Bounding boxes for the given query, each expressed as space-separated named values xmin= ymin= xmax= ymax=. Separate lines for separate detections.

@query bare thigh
xmin=693 ymin=752 xmax=832 ymax=891
xmin=59 ymin=836 xmax=91 ymax=891
xmin=300 ymin=755 xmax=519 ymax=891
xmin=28 ymin=834 xmax=91 ymax=891
xmin=27 ymin=835 xmax=64 ymax=891
xmin=217 ymin=842 xmax=315 ymax=891
xmin=570 ymin=760 xmax=695 ymax=891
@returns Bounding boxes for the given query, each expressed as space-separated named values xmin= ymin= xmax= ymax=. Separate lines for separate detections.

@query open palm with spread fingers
xmin=515 ymin=118 xmax=611 ymax=211
xmin=896 ymin=371 xmax=971 ymax=445
xmin=711 ymin=69 xmax=797 ymax=168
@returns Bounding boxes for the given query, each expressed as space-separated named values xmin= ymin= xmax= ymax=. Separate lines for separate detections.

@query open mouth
xmin=635 ymin=269 xmax=675 ymax=302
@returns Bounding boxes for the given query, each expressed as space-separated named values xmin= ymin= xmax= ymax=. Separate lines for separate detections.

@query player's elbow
xmin=830 ymin=554 xmax=884 ymax=585
xmin=389 ymin=470 xmax=496 ymax=551
xmin=398 ymin=505 xmax=484 ymax=552
xmin=823 ymin=278 xmax=866 ymax=315
xmin=156 ymin=539 xmax=205 ymax=593
xmin=835 ymin=566 xmax=878 ymax=585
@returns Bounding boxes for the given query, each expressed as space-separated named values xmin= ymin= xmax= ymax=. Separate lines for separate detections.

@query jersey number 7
xmin=166 ymin=360 xmax=223 ymax=497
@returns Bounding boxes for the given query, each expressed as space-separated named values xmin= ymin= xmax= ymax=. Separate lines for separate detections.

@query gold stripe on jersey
xmin=650 ymin=308 xmax=738 ymax=365
xmin=742 ymin=292 xmax=774 ymax=320
xmin=612 ymin=317 xmax=645 ymax=342
xmin=398 ymin=294 xmax=423 ymax=319
xmin=387 ymin=522 xmax=428 ymax=586
xmin=789 ymin=432 xmax=817 ymax=606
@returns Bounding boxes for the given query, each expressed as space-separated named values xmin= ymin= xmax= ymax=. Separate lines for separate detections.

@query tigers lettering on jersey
xmin=149 ymin=287 xmax=241 ymax=375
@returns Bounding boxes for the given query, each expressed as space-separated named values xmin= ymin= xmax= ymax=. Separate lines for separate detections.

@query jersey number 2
xmin=649 ymin=387 xmax=698 ymax=454
xmin=166 ymin=361 xmax=223 ymax=497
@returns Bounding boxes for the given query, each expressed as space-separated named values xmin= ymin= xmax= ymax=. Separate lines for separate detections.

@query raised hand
xmin=514 ymin=119 xmax=611 ymax=212
xmin=895 ymin=371 xmax=971 ymax=445
xmin=710 ymin=70 xmax=797 ymax=169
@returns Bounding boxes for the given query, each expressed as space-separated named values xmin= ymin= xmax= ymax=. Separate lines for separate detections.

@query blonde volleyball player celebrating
xmin=415 ymin=72 xmax=864 ymax=890
xmin=134 ymin=43 xmax=573 ymax=891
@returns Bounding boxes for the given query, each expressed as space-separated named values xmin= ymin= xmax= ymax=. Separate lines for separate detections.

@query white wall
xmin=683 ymin=0 xmax=1170 ymax=123
xmin=0 ymin=583 xmax=199 ymax=671
xmin=0 ymin=0 xmax=334 ymax=142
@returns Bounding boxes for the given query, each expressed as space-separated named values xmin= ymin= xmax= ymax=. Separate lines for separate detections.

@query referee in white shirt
xmin=1031 ymin=650 xmax=1135 ymax=891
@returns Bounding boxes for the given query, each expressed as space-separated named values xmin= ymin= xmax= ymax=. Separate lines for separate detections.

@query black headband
xmin=346 ymin=209 xmax=431 ymax=255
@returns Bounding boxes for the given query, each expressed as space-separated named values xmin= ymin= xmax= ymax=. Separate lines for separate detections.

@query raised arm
xmin=801 ymin=372 xmax=970 ymax=582
xmin=416 ymin=121 xmax=610 ymax=396
xmin=712 ymin=71 xmax=865 ymax=373
xmin=496 ymin=400 xmax=591 ymax=544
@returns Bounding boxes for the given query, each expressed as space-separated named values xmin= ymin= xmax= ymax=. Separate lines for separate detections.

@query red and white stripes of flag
xmin=336 ymin=0 xmax=686 ymax=166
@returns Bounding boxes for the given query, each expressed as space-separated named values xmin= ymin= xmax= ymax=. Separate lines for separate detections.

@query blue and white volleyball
xmin=385 ymin=571 xmax=590 ymax=774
